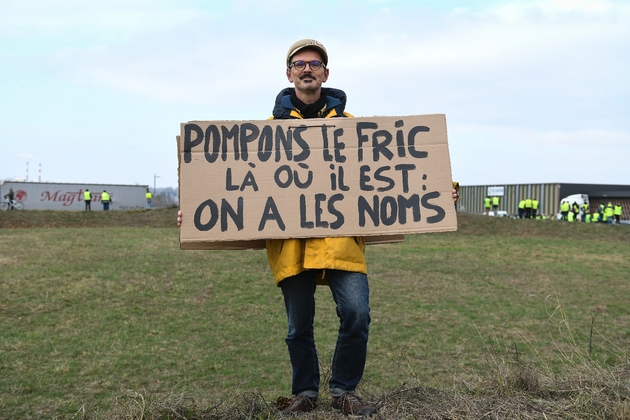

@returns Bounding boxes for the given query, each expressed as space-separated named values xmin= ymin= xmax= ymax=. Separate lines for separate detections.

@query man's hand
xmin=452 ymin=181 xmax=460 ymax=204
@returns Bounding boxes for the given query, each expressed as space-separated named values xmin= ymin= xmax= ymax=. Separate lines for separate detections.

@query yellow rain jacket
xmin=267 ymin=87 xmax=367 ymax=286
xmin=266 ymin=236 xmax=367 ymax=286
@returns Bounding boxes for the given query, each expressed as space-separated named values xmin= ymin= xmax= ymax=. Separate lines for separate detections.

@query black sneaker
xmin=332 ymin=393 xmax=377 ymax=416
xmin=276 ymin=395 xmax=317 ymax=414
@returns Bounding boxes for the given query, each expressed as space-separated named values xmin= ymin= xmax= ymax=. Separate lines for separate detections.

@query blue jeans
xmin=280 ymin=269 xmax=370 ymax=398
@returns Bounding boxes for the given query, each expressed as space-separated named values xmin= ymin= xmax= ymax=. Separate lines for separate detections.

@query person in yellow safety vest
xmin=83 ymin=189 xmax=92 ymax=211
xmin=531 ymin=198 xmax=539 ymax=219
xmin=560 ymin=200 xmax=570 ymax=220
xmin=581 ymin=202 xmax=589 ymax=222
xmin=518 ymin=199 xmax=526 ymax=219
xmin=567 ymin=210 xmax=575 ymax=222
xmin=605 ymin=202 xmax=614 ymax=224
xmin=524 ymin=197 xmax=533 ymax=219
xmin=601 ymin=203 xmax=608 ymax=223
xmin=592 ymin=211 xmax=600 ymax=222
xmin=614 ymin=203 xmax=622 ymax=224
xmin=491 ymin=196 xmax=499 ymax=215
xmin=146 ymin=188 xmax=153 ymax=209
xmin=101 ymin=190 xmax=111 ymax=211
xmin=585 ymin=212 xmax=591 ymax=223
xmin=484 ymin=196 xmax=491 ymax=215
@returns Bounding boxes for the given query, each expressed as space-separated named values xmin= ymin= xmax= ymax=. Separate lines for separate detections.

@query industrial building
xmin=457 ymin=183 xmax=630 ymax=220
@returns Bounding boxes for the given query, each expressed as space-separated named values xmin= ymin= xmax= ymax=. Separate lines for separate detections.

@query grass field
xmin=1 ymin=209 xmax=629 ymax=419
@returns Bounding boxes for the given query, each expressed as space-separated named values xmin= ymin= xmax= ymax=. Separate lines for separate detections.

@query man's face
xmin=286 ymin=49 xmax=329 ymax=93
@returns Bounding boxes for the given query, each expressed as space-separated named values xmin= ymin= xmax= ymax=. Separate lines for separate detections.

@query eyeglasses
xmin=289 ymin=60 xmax=326 ymax=71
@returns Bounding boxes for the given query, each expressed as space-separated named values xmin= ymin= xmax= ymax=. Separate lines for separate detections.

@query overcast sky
xmin=1 ymin=0 xmax=628 ymax=189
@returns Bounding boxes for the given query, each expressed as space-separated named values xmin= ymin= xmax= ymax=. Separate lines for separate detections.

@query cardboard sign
xmin=178 ymin=114 xmax=457 ymax=250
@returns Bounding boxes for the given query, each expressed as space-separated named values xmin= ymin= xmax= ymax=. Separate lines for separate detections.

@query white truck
xmin=0 ymin=181 xmax=148 ymax=211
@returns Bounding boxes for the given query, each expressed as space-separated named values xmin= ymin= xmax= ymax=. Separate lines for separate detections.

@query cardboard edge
xmin=176 ymin=134 xmax=182 ymax=244
xmin=178 ymin=234 xmax=407 ymax=251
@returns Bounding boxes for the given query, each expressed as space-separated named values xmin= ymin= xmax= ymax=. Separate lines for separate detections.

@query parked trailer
xmin=0 ymin=181 xmax=148 ymax=211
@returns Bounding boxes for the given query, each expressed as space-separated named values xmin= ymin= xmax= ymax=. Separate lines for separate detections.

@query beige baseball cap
xmin=286 ymin=39 xmax=328 ymax=68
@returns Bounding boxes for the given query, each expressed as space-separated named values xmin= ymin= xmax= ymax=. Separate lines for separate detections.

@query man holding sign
xmin=178 ymin=39 xmax=458 ymax=416
xmin=267 ymin=39 xmax=377 ymax=416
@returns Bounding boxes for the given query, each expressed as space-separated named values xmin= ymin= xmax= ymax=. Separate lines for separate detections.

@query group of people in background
xmin=83 ymin=189 xmax=112 ymax=211
xmin=485 ymin=196 xmax=624 ymax=223
xmin=82 ymin=188 xmax=153 ymax=211
xmin=560 ymin=200 xmax=623 ymax=224
xmin=83 ymin=188 xmax=154 ymax=210
xmin=484 ymin=196 xmax=542 ymax=219
xmin=517 ymin=197 xmax=540 ymax=219
xmin=484 ymin=196 xmax=500 ymax=216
